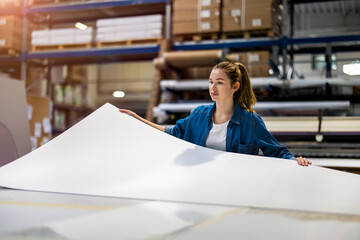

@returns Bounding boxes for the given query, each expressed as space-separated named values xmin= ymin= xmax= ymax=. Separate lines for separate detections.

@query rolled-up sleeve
xmin=254 ymin=114 xmax=295 ymax=160
xmin=165 ymin=117 xmax=189 ymax=140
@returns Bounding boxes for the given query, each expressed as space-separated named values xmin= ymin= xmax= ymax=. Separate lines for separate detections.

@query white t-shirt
xmin=205 ymin=120 xmax=230 ymax=151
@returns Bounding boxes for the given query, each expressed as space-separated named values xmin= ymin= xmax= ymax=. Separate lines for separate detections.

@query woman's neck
xmin=213 ymin=100 xmax=234 ymax=124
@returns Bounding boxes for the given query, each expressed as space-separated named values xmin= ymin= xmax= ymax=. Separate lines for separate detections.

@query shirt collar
xmin=207 ymin=101 xmax=242 ymax=125
xmin=207 ymin=102 xmax=216 ymax=122
xmin=230 ymin=101 xmax=242 ymax=125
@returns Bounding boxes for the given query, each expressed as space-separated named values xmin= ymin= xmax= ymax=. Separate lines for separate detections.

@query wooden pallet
xmin=221 ymin=29 xmax=276 ymax=40
xmin=174 ymin=32 xmax=219 ymax=43
xmin=96 ymin=38 xmax=162 ymax=48
xmin=31 ymin=43 xmax=92 ymax=51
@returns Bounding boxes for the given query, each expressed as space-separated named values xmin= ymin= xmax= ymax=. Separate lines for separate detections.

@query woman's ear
xmin=232 ymin=82 xmax=240 ymax=92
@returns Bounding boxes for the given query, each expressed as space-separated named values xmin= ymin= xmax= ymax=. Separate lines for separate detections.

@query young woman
xmin=120 ymin=61 xmax=311 ymax=166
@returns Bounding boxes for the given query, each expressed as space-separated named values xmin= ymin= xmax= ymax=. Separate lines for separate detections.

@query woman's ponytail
xmin=234 ymin=62 xmax=256 ymax=113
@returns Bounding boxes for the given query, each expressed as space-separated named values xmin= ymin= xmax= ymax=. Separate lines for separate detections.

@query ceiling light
xmin=75 ymin=22 xmax=88 ymax=30
xmin=113 ymin=91 xmax=125 ymax=98
xmin=343 ymin=62 xmax=360 ymax=76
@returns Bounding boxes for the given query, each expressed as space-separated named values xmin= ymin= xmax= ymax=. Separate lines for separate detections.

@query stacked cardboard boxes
xmin=227 ymin=51 xmax=270 ymax=77
xmin=222 ymin=0 xmax=283 ymax=36
xmin=172 ymin=0 xmax=221 ymax=36
xmin=0 ymin=16 xmax=23 ymax=52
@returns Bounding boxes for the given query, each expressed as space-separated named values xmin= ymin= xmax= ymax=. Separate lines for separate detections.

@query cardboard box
xmin=223 ymin=0 xmax=242 ymax=8
xmin=244 ymin=5 xmax=272 ymax=30
xmin=173 ymin=20 xmax=220 ymax=34
xmin=0 ymin=16 xmax=22 ymax=51
xmin=222 ymin=7 xmax=242 ymax=32
xmin=173 ymin=0 xmax=221 ymax=11
xmin=180 ymin=66 xmax=214 ymax=79
xmin=26 ymin=68 xmax=48 ymax=96
xmin=0 ymin=15 xmax=34 ymax=51
xmin=173 ymin=8 xmax=220 ymax=23
xmin=227 ymin=51 xmax=270 ymax=77
xmin=222 ymin=0 xmax=282 ymax=33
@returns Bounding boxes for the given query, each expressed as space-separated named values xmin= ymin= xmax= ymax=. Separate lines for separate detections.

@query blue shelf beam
xmin=27 ymin=0 xmax=169 ymax=14
xmin=173 ymin=38 xmax=281 ymax=51
xmin=173 ymin=35 xmax=360 ymax=51
xmin=25 ymin=45 xmax=160 ymax=59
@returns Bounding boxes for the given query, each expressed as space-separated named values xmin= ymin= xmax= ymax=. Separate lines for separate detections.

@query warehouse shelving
xmin=0 ymin=0 xmax=170 ymax=68
xmin=1 ymin=1 xmax=359 ymax=118
xmin=0 ymin=0 xmax=172 ymax=137
xmin=160 ymin=76 xmax=360 ymax=91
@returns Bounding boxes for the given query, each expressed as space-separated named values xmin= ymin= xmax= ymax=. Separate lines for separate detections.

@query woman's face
xmin=209 ymin=69 xmax=239 ymax=103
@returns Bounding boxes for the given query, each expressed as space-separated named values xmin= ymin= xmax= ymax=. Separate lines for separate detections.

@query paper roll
xmin=163 ymin=49 xmax=223 ymax=68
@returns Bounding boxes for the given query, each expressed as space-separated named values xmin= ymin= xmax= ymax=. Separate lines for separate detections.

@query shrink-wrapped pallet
xmin=96 ymin=15 xmax=163 ymax=45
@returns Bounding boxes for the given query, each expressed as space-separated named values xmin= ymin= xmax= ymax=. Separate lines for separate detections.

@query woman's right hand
xmin=119 ymin=109 xmax=165 ymax=132
xmin=119 ymin=109 xmax=139 ymax=120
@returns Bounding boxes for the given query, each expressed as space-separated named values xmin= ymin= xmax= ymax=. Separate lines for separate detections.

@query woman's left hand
xmin=296 ymin=157 xmax=312 ymax=166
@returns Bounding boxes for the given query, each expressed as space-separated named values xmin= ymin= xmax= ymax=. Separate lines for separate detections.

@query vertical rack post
xmin=281 ymin=0 xmax=289 ymax=80
xmin=325 ymin=43 xmax=332 ymax=78
xmin=20 ymin=0 xmax=28 ymax=82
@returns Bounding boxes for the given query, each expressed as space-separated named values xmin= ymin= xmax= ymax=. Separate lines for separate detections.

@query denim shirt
xmin=165 ymin=101 xmax=295 ymax=160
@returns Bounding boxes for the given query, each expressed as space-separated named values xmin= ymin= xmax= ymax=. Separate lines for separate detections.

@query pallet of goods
xmin=172 ymin=0 xmax=221 ymax=42
xmin=0 ymin=16 xmax=23 ymax=54
xmin=96 ymin=14 xmax=163 ymax=47
xmin=31 ymin=27 xmax=93 ymax=51
xmin=222 ymin=0 xmax=283 ymax=39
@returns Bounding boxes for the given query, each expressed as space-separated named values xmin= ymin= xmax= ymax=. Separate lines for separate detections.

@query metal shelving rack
xmin=1 ymin=0 xmax=359 ymax=82
xmin=0 ymin=0 xmax=173 ymax=135
xmin=0 ymin=0 xmax=171 ymax=80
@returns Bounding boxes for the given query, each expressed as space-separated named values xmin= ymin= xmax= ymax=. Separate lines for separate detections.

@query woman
xmin=120 ymin=61 xmax=311 ymax=166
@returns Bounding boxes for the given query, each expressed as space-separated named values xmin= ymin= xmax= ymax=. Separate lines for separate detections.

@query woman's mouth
xmin=211 ymin=92 xmax=218 ymax=97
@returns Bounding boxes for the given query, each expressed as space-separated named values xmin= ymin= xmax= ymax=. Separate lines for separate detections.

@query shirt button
xmin=227 ymin=137 xmax=229 ymax=140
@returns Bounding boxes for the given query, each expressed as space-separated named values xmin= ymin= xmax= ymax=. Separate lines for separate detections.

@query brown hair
xmin=213 ymin=61 xmax=256 ymax=113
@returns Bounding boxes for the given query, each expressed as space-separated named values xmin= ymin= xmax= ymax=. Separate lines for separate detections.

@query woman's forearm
xmin=136 ymin=116 xmax=165 ymax=132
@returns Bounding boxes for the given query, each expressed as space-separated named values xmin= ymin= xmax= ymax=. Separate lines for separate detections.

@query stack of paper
xmin=31 ymin=27 xmax=93 ymax=46
xmin=96 ymin=15 xmax=163 ymax=42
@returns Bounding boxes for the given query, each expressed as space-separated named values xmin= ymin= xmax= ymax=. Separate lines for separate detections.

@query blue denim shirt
xmin=165 ymin=101 xmax=295 ymax=160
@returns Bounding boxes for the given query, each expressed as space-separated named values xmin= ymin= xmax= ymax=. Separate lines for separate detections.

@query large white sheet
xmin=0 ymin=103 xmax=359 ymax=216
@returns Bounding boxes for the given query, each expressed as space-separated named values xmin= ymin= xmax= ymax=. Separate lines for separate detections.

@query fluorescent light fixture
xmin=75 ymin=22 xmax=88 ymax=30
xmin=343 ymin=62 xmax=360 ymax=76
xmin=113 ymin=91 xmax=125 ymax=98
